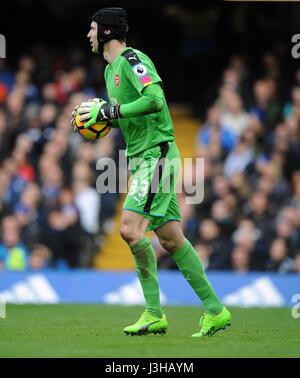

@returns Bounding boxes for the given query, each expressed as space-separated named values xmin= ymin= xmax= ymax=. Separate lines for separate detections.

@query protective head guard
xmin=92 ymin=7 xmax=129 ymax=44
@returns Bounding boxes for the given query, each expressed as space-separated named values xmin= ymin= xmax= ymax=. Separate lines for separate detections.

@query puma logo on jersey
xmin=128 ymin=55 xmax=138 ymax=61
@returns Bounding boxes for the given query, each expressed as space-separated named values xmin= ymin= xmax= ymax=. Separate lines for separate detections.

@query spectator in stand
xmin=274 ymin=217 xmax=300 ymax=258
xmin=14 ymin=182 xmax=41 ymax=248
xmin=223 ymin=137 xmax=255 ymax=178
xmin=40 ymin=164 xmax=64 ymax=215
xmin=246 ymin=191 xmax=273 ymax=234
xmin=231 ymin=218 xmax=262 ymax=270
xmin=283 ymin=86 xmax=300 ymax=120
xmin=42 ymin=188 xmax=81 ymax=268
xmin=229 ymin=173 xmax=251 ymax=204
xmin=212 ymin=174 xmax=231 ymax=200
xmin=197 ymin=106 xmax=237 ymax=159
xmin=72 ymin=162 xmax=101 ymax=266
xmin=231 ymin=246 xmax=251 ymax=272
xmin=266 ymin=238 xmax=294 ymax=273
xmin=211 ymin=199 xmax=236 ymax=238
xmin=250 ymin=78 xmax=282 ymax=133
xmin=197 ymin=219 xmax=231 ymax=270
xmin=220 ymin=92 xmax=251 ymax=137
xmin=0 ymin=216 xmax=29 ymax=271
xmin=29 ymin=243 xmax=52 ymax=270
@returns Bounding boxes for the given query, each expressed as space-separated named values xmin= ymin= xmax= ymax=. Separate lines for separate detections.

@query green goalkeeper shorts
xmin=123 ymin=141 xmax=182 ymax=231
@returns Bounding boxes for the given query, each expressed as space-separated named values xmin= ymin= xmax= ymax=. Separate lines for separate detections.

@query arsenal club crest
xmin=115 ymin=74 xmax=120 ymax=87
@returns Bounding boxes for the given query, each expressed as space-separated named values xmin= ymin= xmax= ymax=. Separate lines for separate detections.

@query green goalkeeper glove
xmin=78 ymin=98 xmax=121 ymax=129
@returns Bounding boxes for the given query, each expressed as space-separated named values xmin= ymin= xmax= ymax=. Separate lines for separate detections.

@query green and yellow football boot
xmin=191 ymin=306 xmax=231 ymax=338
xmin=124 ymin=310 xmax=168 ymax=336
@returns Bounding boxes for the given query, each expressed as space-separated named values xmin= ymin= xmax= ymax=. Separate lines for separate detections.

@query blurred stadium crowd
xmin=155 ymin=53 xmax=300 ymax=274
xmin=0 ymin=53 xmax=124 ymax=270
xmin=0 ymin=47 xmax=300 ymax=275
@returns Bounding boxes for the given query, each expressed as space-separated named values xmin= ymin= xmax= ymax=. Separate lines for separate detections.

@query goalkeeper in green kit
xmin=73 ymin=7 xmax=231 ymax=337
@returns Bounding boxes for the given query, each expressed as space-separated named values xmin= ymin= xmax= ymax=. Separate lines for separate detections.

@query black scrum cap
xmin=92 ymin=7 xmax=129 ymax=44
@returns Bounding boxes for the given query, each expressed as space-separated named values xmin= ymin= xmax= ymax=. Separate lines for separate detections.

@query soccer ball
xmin=75 ymin=113 xmax=111 ymax=141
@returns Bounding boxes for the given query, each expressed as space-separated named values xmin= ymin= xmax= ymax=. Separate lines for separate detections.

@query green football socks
xmin=130 ymin=238 xmax=163 ymax=318
xmin=172 ymin=238 xmax=223 ymax=315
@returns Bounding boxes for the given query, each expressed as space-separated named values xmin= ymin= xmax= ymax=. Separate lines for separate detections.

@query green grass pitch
xmin=0 ymin=305 xmax=299 ymax=358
